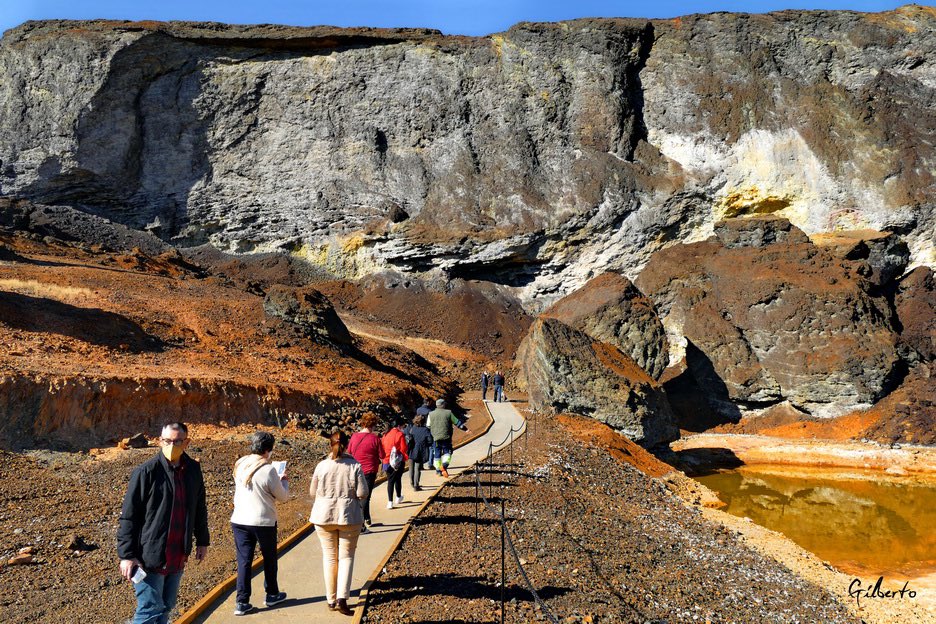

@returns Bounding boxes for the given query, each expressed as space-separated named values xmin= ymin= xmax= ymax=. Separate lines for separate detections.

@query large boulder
xmin=895 ymin=266 xmax=936 ymax=362
xmin=637 ymin=217 xmax=901 ymax=419
xmin=541 ymin=272 xmax=669 ymax=379
xmin=517 ymin=317 xmax=678 ymax=447
xmin=263 ymin=285 xmax=352 ymax=346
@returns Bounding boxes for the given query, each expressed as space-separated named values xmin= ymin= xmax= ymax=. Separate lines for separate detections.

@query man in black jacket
xmin=117 ymin=422 xmax=210 ymax=624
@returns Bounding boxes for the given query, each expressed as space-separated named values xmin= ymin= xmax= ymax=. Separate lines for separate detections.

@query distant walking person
xmin=429 ymin=399 xmax=469 ymax=478
xmin=117 ymin=422 xmax=209 ymax=624
xmin=416 ymin=399 xmax=434 ymax=470
xmin=230 ymin=431 xmax=289 ymax=616
xmin=404 ymin=414 xmax=433 ymax=491
xmin=492 ymin=370 xmax=506 ymax=402
xmin=380 ymin=418 xmax=409 ymax=508
xmin=310 ymin=431 xmax=369 ymax=616
xmin=480 ymin=371 xmax=490 ymax=401
xmin=347 ymin=413 xmax=381 ymax=531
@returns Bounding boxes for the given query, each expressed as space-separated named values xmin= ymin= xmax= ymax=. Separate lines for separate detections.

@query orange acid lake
xmin=695 ymin=466 xmax=936 ymax=579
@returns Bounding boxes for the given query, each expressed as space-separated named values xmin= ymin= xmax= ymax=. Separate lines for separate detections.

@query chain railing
xmin=472 ymin=412 xmax=560 ymax=624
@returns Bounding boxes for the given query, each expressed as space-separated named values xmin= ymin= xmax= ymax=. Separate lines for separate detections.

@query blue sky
xmin=1 ymin=1 xmax=912 ymax=38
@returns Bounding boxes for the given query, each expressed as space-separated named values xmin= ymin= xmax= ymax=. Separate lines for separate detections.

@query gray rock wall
xmin=1 ymin=9 xmax=934 ymax=309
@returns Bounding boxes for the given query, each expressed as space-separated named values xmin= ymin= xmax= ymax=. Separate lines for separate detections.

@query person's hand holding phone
xmin=119 ymin=558 xmax=142 ymax=582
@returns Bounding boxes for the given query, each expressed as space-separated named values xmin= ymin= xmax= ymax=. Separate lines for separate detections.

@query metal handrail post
xmin=474 ymin=467 xmax=480 ymax=546
xmin=500 ymin=497 xmax=506 ymax=624
xmin=509 ymin=429 xmax=514 ymax=482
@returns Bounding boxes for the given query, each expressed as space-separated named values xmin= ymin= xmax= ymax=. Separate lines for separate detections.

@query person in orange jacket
xmin=379 ymin=417 xmax=409 ymax=509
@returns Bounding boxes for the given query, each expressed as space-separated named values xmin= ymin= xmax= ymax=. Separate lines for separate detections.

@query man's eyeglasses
xmin=160 ymin=438 xmax=188 ymax=446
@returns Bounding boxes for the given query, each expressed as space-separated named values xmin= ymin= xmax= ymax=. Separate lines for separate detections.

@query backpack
xmin=403 ymin=425 xmax=415 ymax=450
xmin=389 ymin=445 xmax=403 ymax=469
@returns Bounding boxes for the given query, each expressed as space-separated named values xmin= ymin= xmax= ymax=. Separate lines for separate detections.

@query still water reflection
xmin=695 ymin=467 xmax=936 ymax=577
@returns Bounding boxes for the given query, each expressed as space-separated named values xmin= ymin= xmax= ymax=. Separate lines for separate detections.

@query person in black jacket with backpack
xmin=404 ymin=414 xmax=433 ymax=491
xmin=117 ymin=422 xmax=210 ymax=624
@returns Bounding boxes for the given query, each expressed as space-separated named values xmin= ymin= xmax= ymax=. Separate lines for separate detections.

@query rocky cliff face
xmin=1 ymin=7 xmax=934 ymax=310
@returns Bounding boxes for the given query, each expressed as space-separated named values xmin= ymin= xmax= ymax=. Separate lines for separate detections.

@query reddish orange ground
xmin=0 ymin=233 xmax=458 ymax=447
xmin=558 ymin=412 xmax=673 ymax=477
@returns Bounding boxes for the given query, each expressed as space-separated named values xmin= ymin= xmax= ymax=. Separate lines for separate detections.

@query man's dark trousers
xmin=232 ymin=523 xmax=279 ymax=604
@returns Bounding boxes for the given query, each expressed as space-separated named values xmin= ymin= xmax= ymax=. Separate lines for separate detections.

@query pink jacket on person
xmin=347 ymin=431 xmax=381 ymax=475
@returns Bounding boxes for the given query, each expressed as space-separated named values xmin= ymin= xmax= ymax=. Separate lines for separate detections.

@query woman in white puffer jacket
xmin=230 ymin=431 xmax=290 ymax=616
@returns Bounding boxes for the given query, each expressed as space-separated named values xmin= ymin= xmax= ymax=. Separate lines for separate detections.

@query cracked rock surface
xmin=637 ymin=217 xmax=900 ymax=418
xmin=2 ymin=8 xmax=934 ymax=308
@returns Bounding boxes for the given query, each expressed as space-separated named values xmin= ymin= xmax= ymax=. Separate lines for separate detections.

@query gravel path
xmin=363 ymin=409 xmax=860 ymax=624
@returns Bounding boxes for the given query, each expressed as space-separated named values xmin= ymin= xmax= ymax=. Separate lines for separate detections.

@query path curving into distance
xmin=186 ymin=399 xmax=525 ymax=624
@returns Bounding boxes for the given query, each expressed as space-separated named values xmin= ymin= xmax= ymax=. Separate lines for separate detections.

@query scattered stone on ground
xmin=65 ymin=534 xmax=95 ymax=552
xmin=8 ymin=553 xmax=33 ymax=566
xmin=119 ymin=433 xmax=150 ymax=449
xmin=363 ymin=413 xmax=860 ymax=623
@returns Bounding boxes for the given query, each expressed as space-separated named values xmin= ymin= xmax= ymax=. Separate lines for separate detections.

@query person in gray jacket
xmin=309 ymin=431 xmax=369 ymax=616
xmin=230 ymin=431 xmax=290 ymax=616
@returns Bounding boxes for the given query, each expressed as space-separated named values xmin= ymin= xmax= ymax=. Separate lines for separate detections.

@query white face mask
xmin=268 ymin=451 xmax=274 ymax=460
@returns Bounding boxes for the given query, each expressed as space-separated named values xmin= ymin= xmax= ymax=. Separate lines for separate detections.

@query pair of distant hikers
xmin=481 ymin=370 xmax=507 ymax=402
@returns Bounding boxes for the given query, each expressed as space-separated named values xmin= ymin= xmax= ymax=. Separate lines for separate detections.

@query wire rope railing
xmin=472 ymin=411 xmax=560 ymax=624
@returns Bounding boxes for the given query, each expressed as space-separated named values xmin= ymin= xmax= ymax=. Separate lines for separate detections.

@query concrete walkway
xmin=193 ymin=400 xmax=525 ymax=623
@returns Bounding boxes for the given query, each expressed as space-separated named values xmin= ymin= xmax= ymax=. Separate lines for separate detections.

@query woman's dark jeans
xmin=231 ymin=522 xmax=279 ymax=605
xmin=409 ymin=458 xmax=423 ymax=489
xmin=385 ymin=464 xmax=404 ymax=501
xmin=362 ymin=472 xmax=377 ymax=523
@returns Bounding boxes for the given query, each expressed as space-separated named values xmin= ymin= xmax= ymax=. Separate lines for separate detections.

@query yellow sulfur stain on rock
xmin=340 ymin=233 xmax=364 ymax=253
xmin=717 ymin=187 xmax=792 ymax=218
xmin=490 ymin=34 xmax=504 ymax=60
xmin=291 ymin=236 xmax=381 ymax=280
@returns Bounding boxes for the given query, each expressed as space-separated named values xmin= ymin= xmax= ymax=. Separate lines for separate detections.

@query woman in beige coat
xmin=309 ymin=431 xmax=369 ymax=615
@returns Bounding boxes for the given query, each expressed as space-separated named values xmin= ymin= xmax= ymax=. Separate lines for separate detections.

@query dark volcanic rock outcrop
xmin=636 ymin=217 xmax=901 ymax=419
xmin=811 ymin=230 xmax=911 ymax=287
xmin=516 ymin=317 xmax=678 ymax=447
xmin=263 ymin=285 xmax=352 ymax=346
xmin=542 ymin=271 xmax=668 ymax=379
xmin=1 ymin=9 xmax=934 ymax=307
xmin=895 ymin=266 xmax=936 ymax=362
